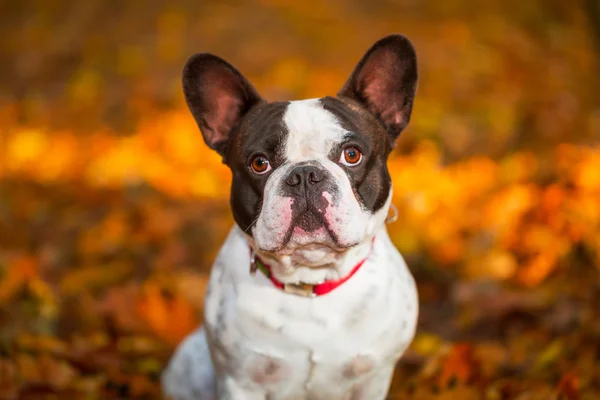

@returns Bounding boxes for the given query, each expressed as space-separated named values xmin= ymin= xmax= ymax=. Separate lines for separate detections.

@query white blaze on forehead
xmin=283 ymin=99 xmax=348 ymax=162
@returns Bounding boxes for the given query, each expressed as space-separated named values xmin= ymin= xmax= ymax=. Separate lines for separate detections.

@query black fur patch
xmin=319 ymin=96 xmax=393 ymax=213
xmin=225 ymin=102 xmax=289 ymax=234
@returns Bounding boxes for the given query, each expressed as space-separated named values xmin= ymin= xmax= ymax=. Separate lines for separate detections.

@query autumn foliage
xmin=1 ymin=0 xmax=600 ymax=398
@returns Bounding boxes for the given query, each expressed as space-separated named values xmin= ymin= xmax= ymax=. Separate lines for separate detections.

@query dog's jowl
xmin=162 ymin=34 xmax=419 ymax=400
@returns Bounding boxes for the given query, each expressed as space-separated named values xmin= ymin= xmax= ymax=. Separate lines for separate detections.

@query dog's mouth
xmin=258 ymin=211 xmax=357 ymax=257
xmin=262 ymin=239 xmax=342 ymax=255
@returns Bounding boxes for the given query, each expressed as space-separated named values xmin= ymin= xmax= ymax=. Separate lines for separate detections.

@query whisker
xmin=244 ymin=216 xmax=260 ymax=233
xmin=244 ymin=199 xmax=263 ymax=234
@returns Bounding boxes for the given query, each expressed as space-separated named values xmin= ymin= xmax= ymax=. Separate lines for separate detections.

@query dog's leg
xmin=161 ymin=327 xmax=217 ymax=400
xmin=345 ymin=365 xmax=395 ymax=400
xmin=216 ymin=375 xmax=266 ymax=400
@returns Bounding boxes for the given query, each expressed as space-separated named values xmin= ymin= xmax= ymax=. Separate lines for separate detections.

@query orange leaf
xmin=517 ymin=252 xmax=558 ymax=287
xmin=136 ymin=283 xmax=198 ymax=345
xmin=438 ymin=343 xmax=479 ymax=387
xmin=557 ymin=372 xmax=580 ymax=400
xmin=0 ymin=255 xmax=38 ymax=301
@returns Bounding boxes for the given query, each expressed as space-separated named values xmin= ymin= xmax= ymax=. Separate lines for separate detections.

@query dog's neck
xmin=245 ymin=227 xmax=384 ymax=284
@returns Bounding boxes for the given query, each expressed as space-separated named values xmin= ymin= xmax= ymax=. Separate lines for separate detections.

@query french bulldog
xmin=162 ymin=34 xmax=419 ymax=400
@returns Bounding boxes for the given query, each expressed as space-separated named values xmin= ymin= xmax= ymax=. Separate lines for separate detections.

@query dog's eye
xmin=340 ymin=147 xmax=363 ymax=166
xmin=250 ymin=155 xmax=272 ymax=174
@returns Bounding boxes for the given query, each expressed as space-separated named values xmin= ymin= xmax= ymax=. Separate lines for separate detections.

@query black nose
xmin=285 ymin=165 xmax=324 ymax=187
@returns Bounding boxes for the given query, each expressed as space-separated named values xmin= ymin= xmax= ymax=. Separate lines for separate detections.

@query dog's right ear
xmin=183 ymin=54 xmax=262 ymax=158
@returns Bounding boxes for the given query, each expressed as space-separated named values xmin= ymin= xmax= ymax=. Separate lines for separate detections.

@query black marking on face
xmin=319 ymin=96 xmax=393 ymax=213
xmin=225 ymin=102 xmax=289 ymax=234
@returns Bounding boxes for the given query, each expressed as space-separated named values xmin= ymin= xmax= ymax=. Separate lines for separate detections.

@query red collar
xmin=249 ymin=237 xmax=375 ymax=297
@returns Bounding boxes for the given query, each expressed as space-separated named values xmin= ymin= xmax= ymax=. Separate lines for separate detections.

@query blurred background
xmin=1 ymin=0 xmax=599 ymax=398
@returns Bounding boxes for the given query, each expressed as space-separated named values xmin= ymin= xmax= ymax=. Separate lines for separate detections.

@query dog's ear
xmin=183 ymin=54 xmax=262 ymax=158
xmin=338 ymin=34 xmax=418 ymax=144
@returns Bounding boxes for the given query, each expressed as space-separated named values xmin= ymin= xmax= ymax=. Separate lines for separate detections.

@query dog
xmin=162 ymin=34 xmax=419 ymax=400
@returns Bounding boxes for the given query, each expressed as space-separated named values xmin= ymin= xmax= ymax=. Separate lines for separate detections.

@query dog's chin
xmin=260 ymin=225 xmax=359 ymax=268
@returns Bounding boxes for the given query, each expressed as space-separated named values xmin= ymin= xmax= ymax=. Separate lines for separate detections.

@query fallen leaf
xmin=557 ymin=372 xmax=580 ymax=400
xmin=136 ymin=282 xmax=198 ymax=344
xmin=438 ymin=343 xmax=480 ymax=388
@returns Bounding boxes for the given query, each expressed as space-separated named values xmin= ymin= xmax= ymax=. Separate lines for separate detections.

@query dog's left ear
xmin=338 ymin=34 xmax=418 ymax=144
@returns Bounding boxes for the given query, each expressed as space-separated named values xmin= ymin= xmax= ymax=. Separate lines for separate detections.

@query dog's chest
xmin=203 ymin=231 xmax=418 ymax=399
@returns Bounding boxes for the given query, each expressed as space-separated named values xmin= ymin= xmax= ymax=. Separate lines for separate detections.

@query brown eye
xmin=250 ymin=155 xmax=271 ymax=174
xmin=340 ymin=147 xmax=363 ymax=166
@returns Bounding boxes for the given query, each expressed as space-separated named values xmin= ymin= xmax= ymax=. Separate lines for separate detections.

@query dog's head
xmin=183 ymin=35 xmax=417 ymax=266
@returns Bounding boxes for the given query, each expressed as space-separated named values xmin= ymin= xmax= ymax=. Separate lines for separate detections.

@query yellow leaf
xmin=6 ymin=129 xmax=47 ymax=170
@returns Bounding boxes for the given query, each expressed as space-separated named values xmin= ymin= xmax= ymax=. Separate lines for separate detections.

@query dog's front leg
xmin=161 ymin=327 xmax=217 ymax=400
xmin=345 ymin=365 xmax=395 ymax=400
xmin=217 ymin=375 xmax=266 ymax=400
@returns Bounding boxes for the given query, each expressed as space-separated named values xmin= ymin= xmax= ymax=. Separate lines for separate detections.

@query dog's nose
xmin=285 ymin=166 xmax=324 ymax=187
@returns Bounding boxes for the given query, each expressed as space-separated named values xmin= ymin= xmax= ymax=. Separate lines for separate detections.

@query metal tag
xmin=249 ymin=252 xmax=257 ymax=275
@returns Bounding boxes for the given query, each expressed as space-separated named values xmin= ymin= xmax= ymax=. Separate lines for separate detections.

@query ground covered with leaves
xmin=1 ymin=139 xmax=599 ymax=399
xmin=1 ymin=0 xmax=600 ymax=398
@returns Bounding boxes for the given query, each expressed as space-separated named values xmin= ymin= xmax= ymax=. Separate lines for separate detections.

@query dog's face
xmin=183 ymin=35 xmax=417 ymax=263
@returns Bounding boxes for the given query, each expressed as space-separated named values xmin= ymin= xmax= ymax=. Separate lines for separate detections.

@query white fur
xmin=283 ymin=99 xmax=348 ymax=163
xmin=162 ymin=224 xmax=418 ymax=400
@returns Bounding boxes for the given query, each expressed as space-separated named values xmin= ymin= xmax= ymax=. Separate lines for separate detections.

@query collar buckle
xmin=283 ymin=282 xmax=316 ymax=297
